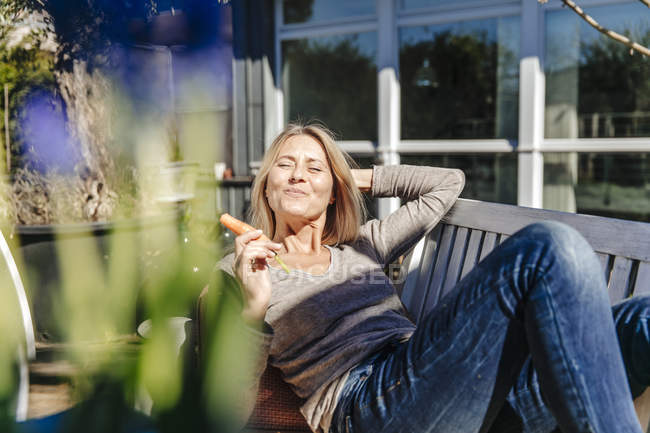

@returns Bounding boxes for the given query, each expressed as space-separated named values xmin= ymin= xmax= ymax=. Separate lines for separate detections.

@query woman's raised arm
xmin=351 ymin=168 xmax=373 ymax=193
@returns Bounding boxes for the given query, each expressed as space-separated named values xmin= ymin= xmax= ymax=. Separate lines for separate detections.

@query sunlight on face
xmin=265 ymin=134 xmax=334 ymax=224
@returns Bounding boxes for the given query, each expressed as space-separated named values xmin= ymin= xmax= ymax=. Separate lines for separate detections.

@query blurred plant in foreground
xmin=0 ymin=2 xmax=245 ymax=432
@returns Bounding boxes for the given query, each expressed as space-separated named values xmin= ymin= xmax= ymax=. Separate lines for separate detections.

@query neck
xmin=273 ymin=216 xmax=326 ymax=255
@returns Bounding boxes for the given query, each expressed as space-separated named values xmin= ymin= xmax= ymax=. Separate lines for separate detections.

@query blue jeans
xmin=330 ymin=222 xmax=648 ymax=433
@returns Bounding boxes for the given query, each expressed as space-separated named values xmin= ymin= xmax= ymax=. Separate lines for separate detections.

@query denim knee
xmin=517 ymin=221 xmax=592 ymax=257
xmin=510 ymin=221 xmax=606 ymax=303
xmin=516 ymin=221 xmax=599 ymax=273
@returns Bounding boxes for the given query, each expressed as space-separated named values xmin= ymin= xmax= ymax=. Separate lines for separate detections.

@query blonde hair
xmin=249 ymin=122 xmax=367 ymax=245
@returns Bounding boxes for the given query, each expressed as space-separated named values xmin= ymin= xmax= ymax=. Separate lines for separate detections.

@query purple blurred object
xmin=19 ymin=90 xmax=80 ymax=174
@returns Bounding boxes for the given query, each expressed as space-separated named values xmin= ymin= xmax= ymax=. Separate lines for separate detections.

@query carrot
xmin=220 ymin=213 xmax=270 ymax=240
xmin=219 ymin=213 xmax=290 ymax=273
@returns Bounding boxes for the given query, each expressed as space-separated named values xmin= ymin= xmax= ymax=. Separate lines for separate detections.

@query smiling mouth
xmin=284 ymin=188 xmax=307 ymax=197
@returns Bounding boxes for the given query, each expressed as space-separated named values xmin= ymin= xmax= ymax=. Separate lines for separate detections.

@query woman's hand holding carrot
xmin=232 ymin=230 xmax=281 ymax=324
xmin=220 ymin=214 xmax=283 ymax=324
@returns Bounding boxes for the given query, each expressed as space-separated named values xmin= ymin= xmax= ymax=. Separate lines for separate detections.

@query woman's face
xmin=265 ymin=134 xmax=334 ymax=224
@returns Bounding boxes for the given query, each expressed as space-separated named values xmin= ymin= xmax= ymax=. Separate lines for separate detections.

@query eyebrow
xmin=276 ymin=155 xmax=327 ymax=165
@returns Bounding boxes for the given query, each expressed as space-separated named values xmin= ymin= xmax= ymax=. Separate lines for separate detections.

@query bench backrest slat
xmin=635 ymin=262 xmax=650 ymax=296
xmin=442 ymin=226 xmax=469 ymax=296
xmin=400 ymin=199 xmax=650 ymax=323
xmin=399 ymin=225 xmax=442 ymax=323
xmin=442 ymin=199 xmax=650 ymax=261
xmin=608 ymin=257 xmax=635 ymax=303
xmin=460 ymin=229 xmax=483 ymax=280
xmin=597 ymin=253 xmax=610 ymax=280
xmin=423 ymin=225 xmax=456 ymax=318
xmin=479 ymin=232 xmax=498 ymax=261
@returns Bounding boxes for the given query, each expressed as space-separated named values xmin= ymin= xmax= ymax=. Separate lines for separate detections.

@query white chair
xmin=0 ymin=230 xmax=36 ymax=421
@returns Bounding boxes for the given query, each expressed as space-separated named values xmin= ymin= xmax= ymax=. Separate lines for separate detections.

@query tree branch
xmin=559 ymin=0 xmax=650 ymax=57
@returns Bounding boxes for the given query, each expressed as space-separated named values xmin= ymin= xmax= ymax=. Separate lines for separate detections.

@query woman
xmin=217 ymin=122 xmax=650 ymax=433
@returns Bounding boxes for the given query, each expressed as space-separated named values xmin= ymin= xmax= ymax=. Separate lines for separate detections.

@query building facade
xmin=231 ymin=0 xmax=649 ymax=221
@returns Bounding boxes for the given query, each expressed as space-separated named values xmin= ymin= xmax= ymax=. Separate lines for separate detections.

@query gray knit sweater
xmin=218 ymin=165 xmax=465 ymax=432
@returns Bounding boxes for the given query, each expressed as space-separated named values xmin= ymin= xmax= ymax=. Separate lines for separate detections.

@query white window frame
xmin=273 ymin=0 xmax=650 ymax=210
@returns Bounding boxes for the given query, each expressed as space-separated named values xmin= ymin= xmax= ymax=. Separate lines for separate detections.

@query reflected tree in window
xmin=578 ymin=30 xmax=650 ymax=137
xmin=283 ymin=35 xmax=377 ymax=140
xmin=283 ymin=0 xmax=314 ymax=24
xmin=400 ymin=31 xmax=515 ymax=139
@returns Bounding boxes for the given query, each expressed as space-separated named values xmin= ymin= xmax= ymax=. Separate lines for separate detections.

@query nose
xmin=289 ymin=164 xmax=306 ymax=182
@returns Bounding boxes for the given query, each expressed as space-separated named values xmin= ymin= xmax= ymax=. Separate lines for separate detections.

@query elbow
xmin=450 ymin=169 xmax=465 ymax=194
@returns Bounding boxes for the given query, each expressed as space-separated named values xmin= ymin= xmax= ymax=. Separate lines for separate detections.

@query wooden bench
xmin=241 ymin=198 xmax=650 ymax=433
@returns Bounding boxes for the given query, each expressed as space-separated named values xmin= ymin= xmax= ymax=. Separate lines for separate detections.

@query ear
xmin=329 ymin=195 xmax=335 ymax=205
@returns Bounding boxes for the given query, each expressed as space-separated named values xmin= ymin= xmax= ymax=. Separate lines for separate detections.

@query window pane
xmin=398 ymin=0 xmax=492 ymax=10
xmin=545 ymin=4 xmax=650 ymax=138
xmin=282 ymin=33 xmax=377 ymax=140
xmin=350 ymin=155 xmax=374 ymax=169
xmin=543 ymin=153 xmax=649 ymax=222
xmin=400 ymin=154 xmax=517 ymax=204
xmin=283 ymin=0 xmax=375 ymax=25
xmin=399 ymin=16 xmax=519 ymax=139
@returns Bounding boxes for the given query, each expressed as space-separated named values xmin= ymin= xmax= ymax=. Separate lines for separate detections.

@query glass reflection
xmin=545 ymin=3 xmax=650 ymax=138
xmin=282 ymin=33 xmax=377 ymax=140
xmin=544 ymin=153 xmax=649 ymax=222
xmin=283 ymin=0 xmax=375 ymax=25
xmin=400 ymin=154 xmax=518 ymax=204
xmin=399 ymin=16 xmax=519 ymax=139
xmin=399 ymin=0 xmax=492 ymax=10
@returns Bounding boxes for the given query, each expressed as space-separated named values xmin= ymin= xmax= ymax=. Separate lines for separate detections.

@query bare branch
xmin=560 ymin=0 xmax=650 ymax=57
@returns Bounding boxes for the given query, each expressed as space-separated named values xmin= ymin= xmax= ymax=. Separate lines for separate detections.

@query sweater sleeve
xmin=360 ymin=165 xmax=465 ymax=265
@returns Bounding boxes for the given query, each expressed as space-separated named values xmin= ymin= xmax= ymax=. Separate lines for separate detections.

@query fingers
xmin=234 ymin=230 xmax=282 ymax=273
xmin=234 ymin=229 xmax=264 ymax=254
xmin=235 ymin=230 xmax=282 ymax=252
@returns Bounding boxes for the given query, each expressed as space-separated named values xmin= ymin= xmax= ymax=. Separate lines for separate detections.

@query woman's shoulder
xmin=336 ymin=228 xmax=378 ymax=256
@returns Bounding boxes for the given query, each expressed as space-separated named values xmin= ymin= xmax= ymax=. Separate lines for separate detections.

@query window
xmin=399 ymin=16 xmax=519 ymax=139
xmin=543 ymin=153 xmax=649 ymax=222
xmin=400 ymin=154 xmax=517 ymax=204
xmin=272 ymin=0 xmax=650 ymax=215
xmin=545 ymin=3 xmax=650 ymax=138
xmin=282 ymin=33 xmax=378 ymax=140
xmin=398 ymin=0 xmax=500 ymax=10
xmin=283 ymin=0 xmax=376 ymax=24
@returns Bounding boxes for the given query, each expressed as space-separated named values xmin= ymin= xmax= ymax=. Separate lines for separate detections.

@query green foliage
xmin=0 ymin=13 xmax=56 ymax=170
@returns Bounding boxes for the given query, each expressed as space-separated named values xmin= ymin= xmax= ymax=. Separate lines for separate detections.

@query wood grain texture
xmin=460 ymin=230 xmax=483 ymax=279
xmin=421 ymin=225 xmax=455 ymax=320
xmin=608 ymin=257 xmax=634 ymax=303
xmin=633 ymin=262 xmax=650 ymax=296
xmin=479 ymin=232 xmax=498 ymax=262
xmin=442 ymin=227 xmax=469 ymax=295
xmin=443 ymin=199 xmax=650 ymax=261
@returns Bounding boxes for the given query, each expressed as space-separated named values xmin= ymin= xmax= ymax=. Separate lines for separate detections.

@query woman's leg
xmin=331 ymin=222 xmax=643 ymax=433
xmin=488 ymin=295 xmax=650 ymax=433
